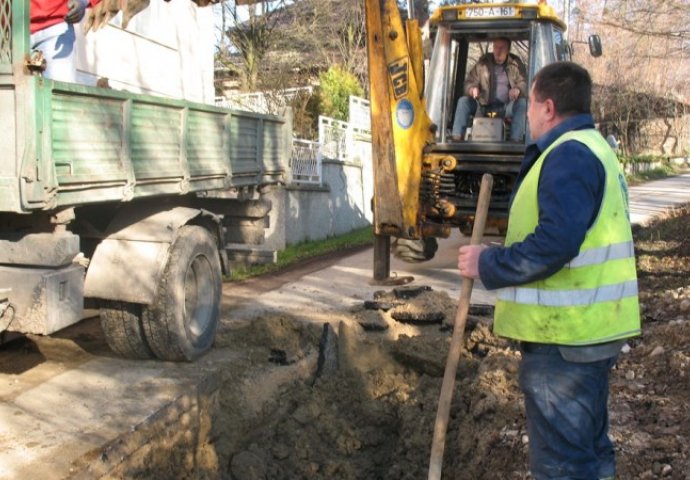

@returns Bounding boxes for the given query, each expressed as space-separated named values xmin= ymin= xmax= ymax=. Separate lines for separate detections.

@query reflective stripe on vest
xmin=493 ymin=129 xmax=641 ymax=345
xmin=497 ymin=279 xmax=638 ymax=307
xmin=567 ymin=240 xmax=634 ymax=268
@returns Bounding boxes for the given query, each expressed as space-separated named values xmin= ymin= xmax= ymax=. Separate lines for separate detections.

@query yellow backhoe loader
xmin=364 ymin=0 xmax=601 ymax=278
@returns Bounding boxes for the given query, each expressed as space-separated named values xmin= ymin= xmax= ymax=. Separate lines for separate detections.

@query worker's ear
xmin=543 ymin=98 xmax=557 ymax=121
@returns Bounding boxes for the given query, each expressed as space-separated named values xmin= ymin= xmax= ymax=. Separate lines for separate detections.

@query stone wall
xmin=228 ymin=154 xmax=374 ymax=266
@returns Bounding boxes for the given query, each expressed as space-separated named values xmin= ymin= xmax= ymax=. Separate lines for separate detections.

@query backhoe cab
xmin=365 ymin=0 xmax=601 ymax=264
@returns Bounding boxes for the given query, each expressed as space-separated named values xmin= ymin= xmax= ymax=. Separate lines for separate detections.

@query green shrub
xmin=318 ymin=66 xmax=364 ymax=121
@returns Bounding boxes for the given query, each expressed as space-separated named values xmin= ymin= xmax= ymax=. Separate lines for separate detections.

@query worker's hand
xmin=469 ymin=86 xmax=480 ymax=99
xmin=84 ymin=0 xmax=151 ymax=33
xmin=65 ymin=0 xmax=88 ymax=24
xmin=458 ymin=244 xmax=487 ymax=279
xmin=509 ymin=87 xmax=520 ymax=101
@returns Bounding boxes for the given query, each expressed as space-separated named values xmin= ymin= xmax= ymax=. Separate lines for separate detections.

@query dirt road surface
xmin=1 ymin=173 xmax=689 ymax=479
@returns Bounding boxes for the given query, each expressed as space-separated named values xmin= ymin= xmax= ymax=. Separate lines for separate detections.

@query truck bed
xmin=0 ymin=77 xmax=287 ymax=213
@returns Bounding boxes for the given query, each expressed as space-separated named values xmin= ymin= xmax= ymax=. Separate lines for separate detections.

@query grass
xmin=226 ymin=226 xmax=374 ymax=281
xmin=626 ymin=163 xmax=679 ymax=186
xmin=621 ymin=154 xmax=685 ymax=186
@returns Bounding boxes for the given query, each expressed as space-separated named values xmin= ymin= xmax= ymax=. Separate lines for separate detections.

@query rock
xmin=363 ymin=299 xmax=402 ymax=311
xmin=392 ymin=284 xmax=432 ymax=299
xmin=355 ymin=309 xmax=390 ymax=331
xmin=621 ymin=343 xmax=632 ymax=354
xmin=680 ymin=298 xmax=690 ymax=312
xmin=337 ymin=320 xmax=364 ymax=374
xmin=390 ymin=334 xmax=447 ymax=377
xmin=271 ymin=443 xmax=290 ymax=460
xmin=390 ymin=306 xmax=444 ymax=324
xmin=650 ymin=345 xmax=665 ymax=357
xmin=311 ymin=323 xmax=339 ymax=386
xmin=268 ymin=348 xmax=296 ymax=366
xmin=231 ymin=451 xmax=267 ymax=480
xmin=625 ymin=371 xmax=635 ymax=380
xmin=670 ymin=351 xmax=690 ymax=371
xmin=292 ymin=402 xmax=321 ymax=425
xmin=471 ymin=393 xmax=498 ymax=419
xmin=469 ymin=304 xmax=495 ymax=316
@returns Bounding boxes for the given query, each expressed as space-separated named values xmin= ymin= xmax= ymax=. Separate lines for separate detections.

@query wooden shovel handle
xmin=428 ymin=173 xmax=494 ymax=480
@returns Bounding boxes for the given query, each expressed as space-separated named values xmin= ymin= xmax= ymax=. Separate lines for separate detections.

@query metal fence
xmin=318 ymin=116 xmax=350 ymax=162
xmin=318 ymin=115 xmax=371 ymax=164
xmin=1 ymin=0 xmax=12 ymax=65
xmin=215 ymin=86 xmax=314 ymax=115
xmin=222 ymin=93 xmax=372 ymax=186
xmin=348 ymin=96 xmax=371 ymax=131
xmin=290 ymin=139 xmax=322 ymax=185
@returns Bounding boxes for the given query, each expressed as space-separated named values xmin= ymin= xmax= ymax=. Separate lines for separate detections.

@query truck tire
xmin=100 ymin=301 xmax=156 ymax=359
xmin=392 ymin=237 xmax=438 ymax=263
xmin=143 ymin=226 xmax=221 ymax=362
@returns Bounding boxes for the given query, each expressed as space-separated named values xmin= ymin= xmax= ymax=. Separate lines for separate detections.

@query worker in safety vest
xmin=458 ymin=62 xmax=640 ymax=480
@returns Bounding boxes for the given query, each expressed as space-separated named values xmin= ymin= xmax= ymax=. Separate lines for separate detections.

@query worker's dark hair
xmin=495 ymin=37 xmax=511 ymax=50
xmin=532 ymin=61 xmax=592 ymax=116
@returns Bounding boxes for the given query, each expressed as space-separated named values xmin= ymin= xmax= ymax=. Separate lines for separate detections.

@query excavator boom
xmin=365 ymin=0 xmax=434 ymax=239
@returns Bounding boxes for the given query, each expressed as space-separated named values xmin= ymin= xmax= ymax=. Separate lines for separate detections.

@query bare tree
xmin=216 ymin=0 xmax=287 ymax=92
xmin=275 ymin=0 xmax=368 ymax=85
xmin=573 ymin=0 xmax=690 ymax=156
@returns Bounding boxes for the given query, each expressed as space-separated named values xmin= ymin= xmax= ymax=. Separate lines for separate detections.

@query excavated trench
xmin=64 ymin=208 xmax=690 ymax=479
xmin=204 ymin=287 xmax=527 ymax=480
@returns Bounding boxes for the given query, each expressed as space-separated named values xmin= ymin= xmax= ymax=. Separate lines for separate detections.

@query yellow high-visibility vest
xmin=494 ymin=129 xmax=641 ymax=345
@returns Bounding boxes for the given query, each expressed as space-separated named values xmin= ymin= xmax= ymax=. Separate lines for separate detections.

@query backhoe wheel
xmin=459 ymin=221 xmax=474 ymax=237
xmin=143 ymin=226 xmax=221 ymax=362
xmin=100 ymin=301 xmax=155 ymax=359
xmin=391 ymin=237 xmax=438 ymax=263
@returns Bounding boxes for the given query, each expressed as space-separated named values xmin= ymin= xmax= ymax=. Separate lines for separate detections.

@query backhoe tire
xmin=459 ymin=221 xmax=474 ymax=237
xmin=392 ymin=237 xmax=438 ymax=263
xmin=143 ymin=226 xmax=221 ymax=362
xmin=100 ymin=301 xmax=156 ymax=359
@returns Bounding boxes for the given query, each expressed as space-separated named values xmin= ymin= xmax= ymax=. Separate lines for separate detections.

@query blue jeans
xmin=451 ymin=96 xmax=527 ymax=141
xmin=519 ymin=343 xmax=617 ymax=480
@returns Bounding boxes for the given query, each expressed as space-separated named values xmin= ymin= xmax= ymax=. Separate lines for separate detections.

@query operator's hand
xmin=469 ymin=86 xmax=480 ymax=99
xmin=65 ymin=0 xmax=88 ymax=23
xmin=458 ymin=244 xmax=487 ymax=279
xmin=509 ymin=87 xmax=520 ymax=102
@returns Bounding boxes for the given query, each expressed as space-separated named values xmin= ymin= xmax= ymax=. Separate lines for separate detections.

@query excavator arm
xmin=365 ymin=0 xmax=435 ymax=240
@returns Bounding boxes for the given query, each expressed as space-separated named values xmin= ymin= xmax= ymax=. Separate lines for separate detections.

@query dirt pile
xmin=213 ymin=207 xmax=690 ymax=480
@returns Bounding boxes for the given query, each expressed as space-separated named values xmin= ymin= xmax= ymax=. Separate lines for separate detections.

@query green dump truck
xmin=0 ymin=0 xmax=288 ymax=361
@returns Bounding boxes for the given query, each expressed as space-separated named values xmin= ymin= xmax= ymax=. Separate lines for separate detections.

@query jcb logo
xmin=388 ymin=57 xmax=408 ymax=100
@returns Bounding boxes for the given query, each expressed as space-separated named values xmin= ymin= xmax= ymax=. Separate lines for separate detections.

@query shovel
xmin=428 ymin=173 xmax=494 ymax=480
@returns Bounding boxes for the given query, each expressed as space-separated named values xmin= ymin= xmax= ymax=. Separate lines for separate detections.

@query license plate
xmin=464 ymin=6 xmax=516 ymax=18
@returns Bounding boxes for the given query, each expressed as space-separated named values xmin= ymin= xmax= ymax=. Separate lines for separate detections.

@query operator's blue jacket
xmin=479 ymin=113 xmax=606 ymax=290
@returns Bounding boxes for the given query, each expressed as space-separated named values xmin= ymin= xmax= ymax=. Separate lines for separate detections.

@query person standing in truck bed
xmin=30 ymin=0 xmax=100 ymax=82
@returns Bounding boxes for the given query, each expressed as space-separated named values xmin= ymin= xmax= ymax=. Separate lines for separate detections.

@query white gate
xmin=290 ymin=139 xmax=322 ymax=184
